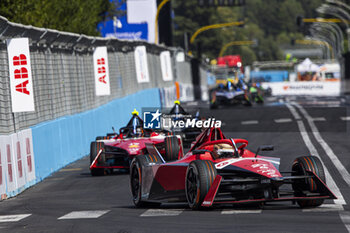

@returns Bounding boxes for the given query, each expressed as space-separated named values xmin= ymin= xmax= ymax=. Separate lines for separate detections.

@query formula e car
xmin=130 ymin=127 xmax=336 ymax=209
xmin=209 ymin=79 xmax=251 ymax=109
xmin=89 ymin=110 xmax=182 ymax=176
xmin=165 ymin=100 xmax=202 ymax=147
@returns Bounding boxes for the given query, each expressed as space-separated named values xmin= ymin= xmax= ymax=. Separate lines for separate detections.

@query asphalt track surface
xmin=0 ymin=95 xmax=349 ymax=233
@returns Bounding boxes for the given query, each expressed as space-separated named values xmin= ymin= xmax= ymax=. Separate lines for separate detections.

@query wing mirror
xmin=255 ymin=145 xmax=274 ymax=158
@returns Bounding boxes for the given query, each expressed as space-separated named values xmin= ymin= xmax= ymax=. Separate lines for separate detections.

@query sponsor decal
xmin=129 ymin=143 xmax=140 ymax=148
xmin=251 ymin=163 xmax=279 ymax=177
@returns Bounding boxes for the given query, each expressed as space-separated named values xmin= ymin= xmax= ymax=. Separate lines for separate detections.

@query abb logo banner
xmin=6 ymin=38 xmax=35 ymax=112
xmin=93 ymin=47 xmax=110 ymax=96
xmin=160 ymin=51 xmax=173 ymax=81
xmin=134 ymin=46 xmax=150 ymax=83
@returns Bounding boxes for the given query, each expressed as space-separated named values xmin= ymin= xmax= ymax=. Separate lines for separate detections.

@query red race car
xmin=89 ymin=110 xmax=183 ymax=176
xmin=130 ymin=127 xmax=336 ymax=209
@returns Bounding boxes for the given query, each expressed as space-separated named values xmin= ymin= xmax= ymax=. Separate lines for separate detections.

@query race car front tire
xmin=185 ymin=160 xmax=217 ymax=210
xmin=130 ymin=155 xmax=160 ymax=207
xmin=292 ymin=155 xmax=326 ymax=207
xmin=90 ymin=141 xmax=105 ymax=176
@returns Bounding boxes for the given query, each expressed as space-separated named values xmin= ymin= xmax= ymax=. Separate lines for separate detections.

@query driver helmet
xmin=213 ymin=143 xmax=238 ymax=159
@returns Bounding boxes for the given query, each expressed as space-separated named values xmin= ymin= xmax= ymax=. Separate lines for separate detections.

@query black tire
xmin=292 ymin=156 xmax=326 ymax=208
xmin=90 ymin=141 xmax=105 ymax=176
xmin=164 ymin=136 xmax=180 ymax=162
xmin=209 ymin=91 xmax=218 ymax=109
xmin=130 ymin=155 xmax=161 ymax=207
xmin=185 ymin=160 xmax=217 ymax=210
xmin=96 ymin=136 xmax=111 ymax=141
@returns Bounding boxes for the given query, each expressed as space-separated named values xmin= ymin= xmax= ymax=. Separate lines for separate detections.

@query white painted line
xmin=293 ymin=102 xmax=350 ymax=188
xmin=340 ymin=212 xmax=350 ymax=233
xmin=221 ymin=210 xmax=262 ymax=214
xmin=140 ymin=209 xmax=183 ymax=217
xmin=285 ymin=103 xmax=301 ymax=120
xmin=341 ymin=116 xmax=350 ymax=121
xmin=294 ymin=116 xmax=346 ymax=206
xmin=286 ymin=103 xmax=346 ymax=209
xmin=58 ymin=210 xmax=110 ymax=220
xmin=302 ymin=204 xmax=344 ymax=212
xmin=241 ymin=120 xmax=258 ymax=125
xmin=311 ymin=117 xmax=326 ymax=121
xmin=0 ymin=214 xmax=31 ymax=222
xmin=274 ymin=118 xmax=292 ymax=123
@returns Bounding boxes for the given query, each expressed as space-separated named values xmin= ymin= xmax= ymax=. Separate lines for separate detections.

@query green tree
xmin=0 ymin=0 xmax=116 ymax=36
xmin=173 ymin=0 xmax=323 ymax=63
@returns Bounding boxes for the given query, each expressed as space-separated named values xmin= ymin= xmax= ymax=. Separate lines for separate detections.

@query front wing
xmin=202 ymin=170 xmax=337 ymax=207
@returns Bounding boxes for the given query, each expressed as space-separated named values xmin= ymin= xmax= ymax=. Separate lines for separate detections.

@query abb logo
xmin=13 ymin=54 xmax=30 ymax=95
xmin=96 ymin=58 xmax=106 ymax=84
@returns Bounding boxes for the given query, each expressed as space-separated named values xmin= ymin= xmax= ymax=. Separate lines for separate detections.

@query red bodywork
xmin=90 ymin=133 xmax=183 ymax=170
xmin=217 ymin=55 xmax=243 ymax=73
xmin=136 ymin=127 xmax=336 ymax=207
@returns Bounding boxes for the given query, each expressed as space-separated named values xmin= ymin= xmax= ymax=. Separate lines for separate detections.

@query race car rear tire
xmin=164 ymin=136 xmax=180 ymax=162
xmin=185 ymin=160 xmax=217 ymax=210
xmin=292 ymin=156 xmax=326 ymax=208
xmin=90 ymin=141 xmax=105 ymax=176
xmin=96 ymin=136 xmax=111 ymax=141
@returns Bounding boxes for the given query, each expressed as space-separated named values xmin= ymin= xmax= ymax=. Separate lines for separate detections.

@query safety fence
xmin=0 ymin=16 xmax=208 ymax=199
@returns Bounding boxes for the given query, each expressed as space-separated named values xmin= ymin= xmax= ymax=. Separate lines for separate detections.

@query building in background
xmin=98 ymin=0 xmax=157 ymax=43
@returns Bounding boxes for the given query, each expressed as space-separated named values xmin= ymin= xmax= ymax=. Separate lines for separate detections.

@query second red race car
xmin=130 ymin=127 xmax=336 ymax=209
xmin=89 ymin=109 xmax=183 ymax=176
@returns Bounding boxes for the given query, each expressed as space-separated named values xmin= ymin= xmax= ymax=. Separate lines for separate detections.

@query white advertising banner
xmin=0 ymin=135 xmax=16 ymax=194
xmin=7 ymin=38 xmax=35 ymax=112
xmin=18 ymin=129 xmax=36 ymax=183
xmin=160 ymin=51 xmax=173 ymax=81
xmin=93 ymin=46 xmax=111 ymax=96
xmin=262 ymin=81 xmax=341 ymax=96
xmin=134 ymin=46 xmax=150 ymax=83
xmin=11 ymin=133 xmax=26 ymax=191
xmin=0 ymin=136 xmax=6 ymax=198
xmin=127 ymin=0 xmax=157 ymax=43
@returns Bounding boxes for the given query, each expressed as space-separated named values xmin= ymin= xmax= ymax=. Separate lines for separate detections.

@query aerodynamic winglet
xmin=201 ymin=175 xmax=222 ymax=207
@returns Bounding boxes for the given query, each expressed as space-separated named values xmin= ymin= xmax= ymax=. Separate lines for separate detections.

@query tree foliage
xmin=0 ymin=0 xmax=115 ymax=36
xmin=173 ymin=0 xmax=322 ymax=64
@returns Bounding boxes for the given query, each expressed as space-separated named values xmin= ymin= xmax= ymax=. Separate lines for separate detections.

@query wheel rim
xmin=186 ymin=166 xmax=199 ymax=205
xmin=131 ymin=164 xmax=140 ymax=201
